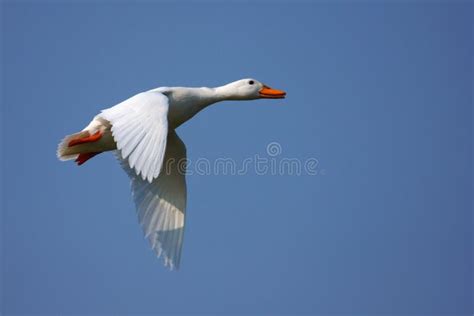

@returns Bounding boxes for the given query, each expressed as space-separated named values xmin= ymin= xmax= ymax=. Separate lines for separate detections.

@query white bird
xmin=57 ymin=78 xmax=286 ymax=270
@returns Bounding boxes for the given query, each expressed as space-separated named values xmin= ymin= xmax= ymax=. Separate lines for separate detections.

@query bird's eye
xmin=248 ymin=80 xmax=254 ymax=85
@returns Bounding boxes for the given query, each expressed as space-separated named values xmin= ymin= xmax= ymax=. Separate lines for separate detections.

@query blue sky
xmin=2 ymin=1 xmax=472 ymax=315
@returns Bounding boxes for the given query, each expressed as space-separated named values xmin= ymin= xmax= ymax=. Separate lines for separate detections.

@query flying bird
xmin=57 ymin=78 xmax=286 ymax=270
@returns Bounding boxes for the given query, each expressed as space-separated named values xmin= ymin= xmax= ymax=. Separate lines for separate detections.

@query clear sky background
xmin=2 ymin=1 xmax=472 ymax=315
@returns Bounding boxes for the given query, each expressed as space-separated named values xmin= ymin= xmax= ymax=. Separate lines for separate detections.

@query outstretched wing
xmin=117 ymin=130 xmax=187 ymax=270
xmin=101 ymin=91 xmax=169 ymax=182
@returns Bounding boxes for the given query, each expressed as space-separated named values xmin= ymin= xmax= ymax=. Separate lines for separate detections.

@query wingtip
xmin=150 ymin=237 xmax=180 ymax=271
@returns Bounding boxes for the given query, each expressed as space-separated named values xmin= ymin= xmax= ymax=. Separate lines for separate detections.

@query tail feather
xmin=57 ymin=117 xmax=116 ymax=165
xmin=57 ymin=131 xmax=89 ymax=161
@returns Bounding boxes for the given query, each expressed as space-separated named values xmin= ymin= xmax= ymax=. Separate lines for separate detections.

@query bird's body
xmin=57 ymin=78 xmax=285 ymax=270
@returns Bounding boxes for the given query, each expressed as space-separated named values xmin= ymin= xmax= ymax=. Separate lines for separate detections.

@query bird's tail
xmin=57 ymin=117 xmax=116 ymax=165
xmin=57 ymin=131 xmax=90 ymax=161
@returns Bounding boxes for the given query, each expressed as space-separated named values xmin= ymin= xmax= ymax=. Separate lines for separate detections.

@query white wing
xmin=101 ymin=91 xmax=169 ymax=182
xmin=118 ymin=130 xmax=187 ymax=270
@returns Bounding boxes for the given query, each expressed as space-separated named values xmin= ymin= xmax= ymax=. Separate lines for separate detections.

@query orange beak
xmin=259 ymin=84 xmax=286 ymax=99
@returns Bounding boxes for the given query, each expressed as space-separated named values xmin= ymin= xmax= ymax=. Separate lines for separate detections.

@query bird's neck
xmin=165 ymin=86 xmax=233 ymax=128
xmin=213 ymin=84 xmax=245 ymax=101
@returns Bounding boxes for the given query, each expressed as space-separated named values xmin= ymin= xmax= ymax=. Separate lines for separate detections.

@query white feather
xmin=117 ymin=130 xmax=187 ymax=270
xmin=101 ymin=92 xmax=169 ymax=182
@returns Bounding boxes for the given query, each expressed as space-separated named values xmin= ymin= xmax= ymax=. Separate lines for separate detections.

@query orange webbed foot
xmin=75 ymin=152 xmax=100 ymax=166
xmin=68 ymin=131 xmax=102 ymax=147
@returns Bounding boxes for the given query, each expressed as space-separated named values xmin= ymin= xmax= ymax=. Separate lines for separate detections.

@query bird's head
xmin=219 ymin=78 xmax=286 ymax=101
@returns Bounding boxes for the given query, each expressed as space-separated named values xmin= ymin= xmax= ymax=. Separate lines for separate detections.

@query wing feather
xmin=117 ymin=130 xmax=187 ymax=270
xmin=101 ymin=92 xmax=169 ymax=182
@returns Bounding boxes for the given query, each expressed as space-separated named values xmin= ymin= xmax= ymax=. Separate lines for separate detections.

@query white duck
xmin=57 ymin=78 xmax=286 ymax=270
